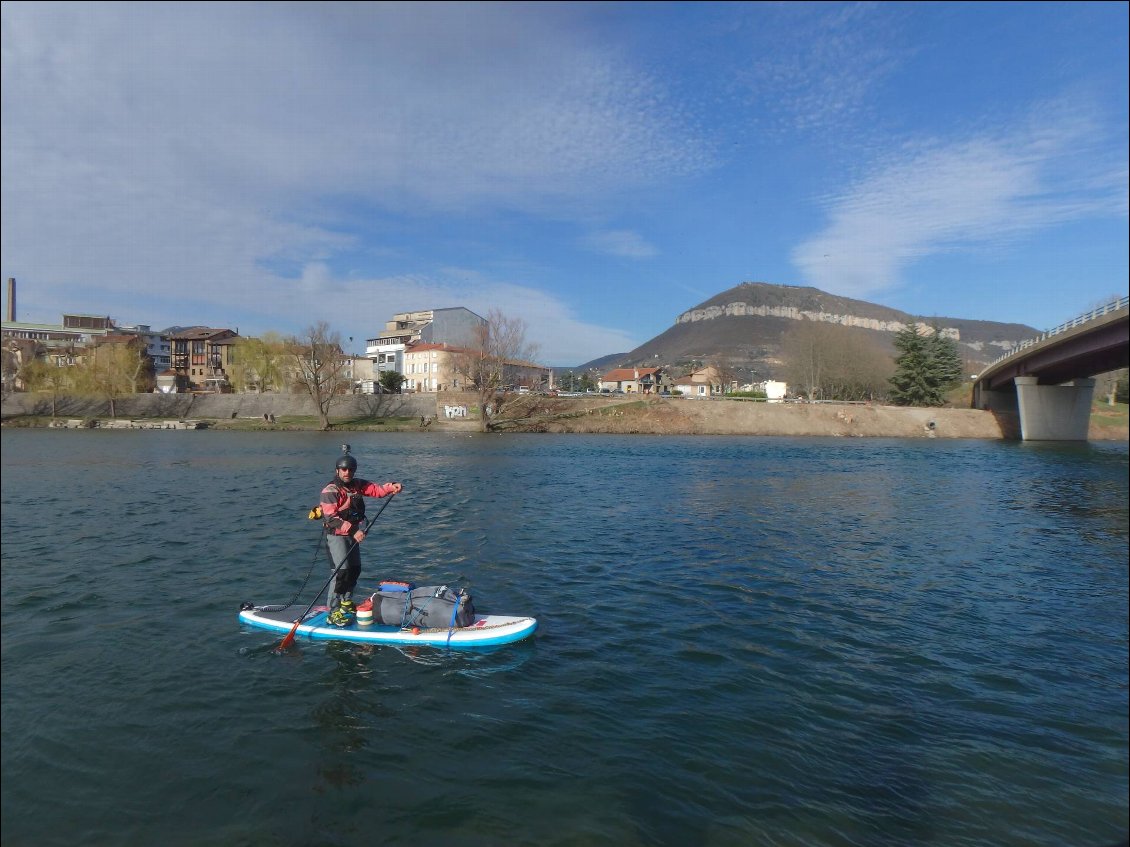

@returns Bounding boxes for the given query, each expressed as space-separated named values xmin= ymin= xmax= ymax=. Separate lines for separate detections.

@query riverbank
xmin=3 ymin=392 xmax=1127 ymax=439
xmin=493 ymin=395 xmax=1128 ymax=440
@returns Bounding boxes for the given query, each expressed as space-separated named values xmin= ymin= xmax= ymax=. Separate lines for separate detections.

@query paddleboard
xmin=239 ymin=604 xmax=538 ymax=648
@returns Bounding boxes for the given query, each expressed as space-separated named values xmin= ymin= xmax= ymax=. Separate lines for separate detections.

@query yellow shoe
xmin=328 ymin=600 xmax=355 ymax=627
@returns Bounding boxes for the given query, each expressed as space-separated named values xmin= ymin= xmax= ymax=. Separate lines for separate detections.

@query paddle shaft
xmin=277 ymin=490 xmax=398 ymax=650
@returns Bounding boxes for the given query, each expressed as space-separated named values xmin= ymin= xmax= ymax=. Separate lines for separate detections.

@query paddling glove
xmin=308 ymin=506 xmax=323 ymax=520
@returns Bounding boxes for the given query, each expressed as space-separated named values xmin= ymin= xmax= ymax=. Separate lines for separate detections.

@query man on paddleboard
xmin=314 ymin=447 xmax=401 ymax=627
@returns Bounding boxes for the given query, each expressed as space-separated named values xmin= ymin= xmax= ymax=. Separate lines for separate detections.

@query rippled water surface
xmin=2 ymin=429 xmax=1127 ymax=847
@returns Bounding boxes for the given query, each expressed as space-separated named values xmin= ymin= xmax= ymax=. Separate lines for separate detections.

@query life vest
xmin=326 ymin=478 xmax=366 ymax=528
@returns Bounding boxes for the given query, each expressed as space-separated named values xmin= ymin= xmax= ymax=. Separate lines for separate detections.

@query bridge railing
xmin=983 ymin=295 xmax=1130 ymax=371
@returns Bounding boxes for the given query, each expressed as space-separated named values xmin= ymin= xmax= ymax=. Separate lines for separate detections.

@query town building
xmin=350 ymin=355 xmax=376 ymax=392
xmin=115 ymin=324 xmax=171 ymax=372
xmin=1 ymin=277 xmax=557 ymax=399
xmin=395 ymin=341 xmax=552 ymax=394
xmin=364 ymin=307 xmax=486 ymax=380
xmin=168 ymin=327 xmax=239 ymax=392
xmin=402 ymin=342 xmax=463 ymax=393
xmin=2 ymin=279 xmax=175 ymax=392
xmin=2 ymin=312 xmax=116 ymax=349
xmin=672 ymin=366 xmax=724 ymax=398
xmin=2 ymin=311 xmax=119 ymax=392
xmin=761 ymin=380 xmax=787 ymax=402
xmin=598 ymin=367 xmax=667 ymax=394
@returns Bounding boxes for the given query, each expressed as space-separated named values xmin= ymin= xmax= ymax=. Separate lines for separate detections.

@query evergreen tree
xmin=889 ymin=324 xmax=965 ymax=406
xmin=927 ymin=327 xmax=965 ymax=395
xmin=378 ymin=370 xmax=406 ymax=393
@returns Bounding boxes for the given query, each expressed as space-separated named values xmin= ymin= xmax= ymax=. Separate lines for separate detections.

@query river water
xmin=1 ymin=429 xmax=1126 ymax=847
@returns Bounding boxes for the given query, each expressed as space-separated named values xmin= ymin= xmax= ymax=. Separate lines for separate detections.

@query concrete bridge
xmin=972 ymin=296 xmax=1129 ymax=440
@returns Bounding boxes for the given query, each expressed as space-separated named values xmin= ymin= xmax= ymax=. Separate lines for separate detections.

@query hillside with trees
xmin=577 ymin=281 xmax=1041 ymax=394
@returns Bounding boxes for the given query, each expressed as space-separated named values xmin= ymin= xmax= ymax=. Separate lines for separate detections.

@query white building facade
xmin=364 ymin=307 xmax=486 ymax=389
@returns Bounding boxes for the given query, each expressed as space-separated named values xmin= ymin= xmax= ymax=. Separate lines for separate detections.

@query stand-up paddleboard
xmin=239 ymin=604 xmax=538 ymax=648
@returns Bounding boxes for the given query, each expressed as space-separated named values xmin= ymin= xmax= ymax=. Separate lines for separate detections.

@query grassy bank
xmin=3 ymin=397 xmax=1127 ymax=439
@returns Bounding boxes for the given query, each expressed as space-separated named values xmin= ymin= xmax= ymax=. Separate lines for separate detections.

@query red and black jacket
xmin=319 ymin=477 xmax=397 ymax=536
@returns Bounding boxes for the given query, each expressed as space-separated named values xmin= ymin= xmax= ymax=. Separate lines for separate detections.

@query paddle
xmin=275 ymin=490 xmax=399 ymax=651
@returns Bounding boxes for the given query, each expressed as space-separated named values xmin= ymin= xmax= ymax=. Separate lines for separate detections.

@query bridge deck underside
xmin=982 ymin=318 xmax=1129 ymax=391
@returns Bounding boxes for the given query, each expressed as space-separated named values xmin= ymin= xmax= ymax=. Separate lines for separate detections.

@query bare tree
xmin=780 ymin=322 xmax=828 ymax=400
xmin=825 ymin=331 xmax=894 ymax=401
xmin=451 ymin=309 xmax=539 ymax=431
xmin=129 ymin=350 xmax=155 ymax=394
xmin=782 ymin=322 xmax=892 ymax=401
xmin=708 ymin=359 xmax=739 ymax=395
xmin=287 ymin=321 xmax=351 ymax=430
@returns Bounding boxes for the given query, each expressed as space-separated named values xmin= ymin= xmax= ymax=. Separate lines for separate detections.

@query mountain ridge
xmin=574 ymin=281 xmax=1040 ymax=381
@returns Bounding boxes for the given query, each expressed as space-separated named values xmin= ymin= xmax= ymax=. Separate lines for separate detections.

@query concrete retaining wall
xmin=1 ymin=391 xmax=444 ymax=421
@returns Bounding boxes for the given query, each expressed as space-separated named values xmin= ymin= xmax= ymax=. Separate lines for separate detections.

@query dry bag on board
xmin=367 ymin=581 xmax=475 ymax=629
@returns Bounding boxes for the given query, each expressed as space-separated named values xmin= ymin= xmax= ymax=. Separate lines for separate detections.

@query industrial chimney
xmin=5 ymin=278 xmax=14 ymax=322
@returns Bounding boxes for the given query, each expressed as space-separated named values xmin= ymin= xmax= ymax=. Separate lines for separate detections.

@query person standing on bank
xmin=318 ymin=449 xmax=401 ymax=627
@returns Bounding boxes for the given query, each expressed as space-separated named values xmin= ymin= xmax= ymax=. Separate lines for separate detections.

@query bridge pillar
xmin=1014 ymin=376 xmax=1095 ymax=441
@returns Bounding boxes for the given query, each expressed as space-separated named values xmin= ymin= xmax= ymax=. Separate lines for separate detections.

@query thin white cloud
xmin=580 ymin=230 xmax=658 ymax=259
xmin=735 ymin=2 xmax=908 ymax=138
xmin=0 ymin=3 xmax=704 ymax=362
xmin=792 ymin=98 xmax=1129 ymax=299
xmin=290 ymin=266 xmax=638 ymax=366
xmin=1 ymin=3 xmax=711 ymax=212
xmin=466 ymin=280 xmax=640 ymax=366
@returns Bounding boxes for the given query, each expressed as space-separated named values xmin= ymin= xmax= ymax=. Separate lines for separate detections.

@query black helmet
xmin=335 ymin=454 xmax=357 ymax=471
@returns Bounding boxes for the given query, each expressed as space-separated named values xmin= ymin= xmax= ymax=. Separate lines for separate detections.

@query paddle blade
xmin=276 ymin=619 xmax=302 ymax=652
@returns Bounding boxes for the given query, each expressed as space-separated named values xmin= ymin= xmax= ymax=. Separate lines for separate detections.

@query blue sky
xmin=2 ymin=2 xmax=1127 ymax=366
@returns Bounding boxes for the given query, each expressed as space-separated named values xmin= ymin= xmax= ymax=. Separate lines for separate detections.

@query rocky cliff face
xmin=584 ymin=281 xmax=1040 ymax=381
xmin=677 ymin=301 xmax=958 ymax=338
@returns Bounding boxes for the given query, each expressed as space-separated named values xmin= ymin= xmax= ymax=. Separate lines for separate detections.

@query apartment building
xmin=402 ymin=342 xmax=466 ymax=392
xmin=168 ymin=327 xmax=239 ymax=391
xmin=361 ymin=305 xmax=553 ymax=394
xmin=365 ymin=307 xmax=486 ymax=379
